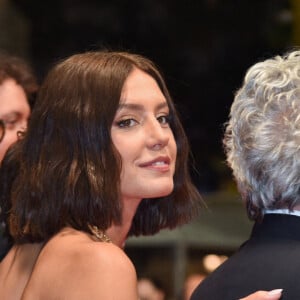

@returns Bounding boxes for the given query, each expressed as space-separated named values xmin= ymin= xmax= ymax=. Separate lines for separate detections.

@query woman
xmin=0 ymin=51 xmax=281 ymax=300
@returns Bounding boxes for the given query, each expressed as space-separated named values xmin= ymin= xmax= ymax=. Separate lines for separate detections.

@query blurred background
xmin=1 ymin=0 xmax=298 ymax=298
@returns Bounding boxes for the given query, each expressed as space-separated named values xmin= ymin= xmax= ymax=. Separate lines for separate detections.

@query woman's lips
xmin=139 ymin=156 xmax=171 ymax=172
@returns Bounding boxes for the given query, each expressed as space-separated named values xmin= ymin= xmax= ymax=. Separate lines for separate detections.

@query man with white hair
xmin=191 ymin=51 xmax=300 ymax=299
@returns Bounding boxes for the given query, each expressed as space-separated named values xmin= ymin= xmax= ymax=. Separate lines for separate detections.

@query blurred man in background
xmin=0 ymin=51 xmax=38 ymax=259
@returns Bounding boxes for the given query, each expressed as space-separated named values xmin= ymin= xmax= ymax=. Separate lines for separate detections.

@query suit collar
xmin=251 ymin=214 xmax=300 ymax=241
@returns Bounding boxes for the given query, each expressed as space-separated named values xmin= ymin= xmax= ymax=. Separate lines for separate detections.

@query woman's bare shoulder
xmin=39 ymin=227 xmax=135 ymax=271
xmin=23 ymin=227 xmax=138 ymax=300
xmin=0 ymin=243 xmax=43 ymax=300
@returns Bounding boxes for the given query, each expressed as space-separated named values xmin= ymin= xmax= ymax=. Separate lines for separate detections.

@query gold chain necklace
xmin=88 ymin=224 xmax=111 ymax=243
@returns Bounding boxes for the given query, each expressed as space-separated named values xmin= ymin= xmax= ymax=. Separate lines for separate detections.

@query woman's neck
xmin=106 ymin=197 xmax=142 ymax=248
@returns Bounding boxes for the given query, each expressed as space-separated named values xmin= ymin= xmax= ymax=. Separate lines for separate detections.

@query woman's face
xmin=111 ymin=68 xmax=177 ymax=201
xmin=0 ymin=79 xmax=30 ymax=162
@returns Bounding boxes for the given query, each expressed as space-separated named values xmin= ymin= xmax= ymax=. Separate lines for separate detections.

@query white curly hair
xmin=224 ymin=50 xmax=300 ymax=220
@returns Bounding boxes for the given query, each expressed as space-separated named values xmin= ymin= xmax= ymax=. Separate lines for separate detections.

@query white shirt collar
xmin=264 ymin=209 xmax=300 ymax=217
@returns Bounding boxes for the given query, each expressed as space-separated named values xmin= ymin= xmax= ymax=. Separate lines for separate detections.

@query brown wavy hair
xmin=3 ymin=51 xmax=202 ymax=243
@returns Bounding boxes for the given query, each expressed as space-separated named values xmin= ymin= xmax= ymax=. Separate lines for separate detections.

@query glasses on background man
xmin=0 ymin=120 xmax=5 ymax=143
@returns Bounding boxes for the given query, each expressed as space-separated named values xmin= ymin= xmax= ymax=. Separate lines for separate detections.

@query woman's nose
xmin=146 ymin=119 xmax=169 ymax=150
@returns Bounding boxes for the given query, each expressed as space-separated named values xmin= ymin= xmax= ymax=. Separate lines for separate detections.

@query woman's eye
xmin=157 ymin=115 xmax=170 ymax=125
xmin=117 ymin=118 xmax=138 ymax=128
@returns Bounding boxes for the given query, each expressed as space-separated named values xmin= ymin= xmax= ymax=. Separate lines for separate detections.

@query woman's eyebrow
xmin=117 ymin=103 xmax=143 ymax=112
xmin=117 ymin=101 xmax=168 ymax=112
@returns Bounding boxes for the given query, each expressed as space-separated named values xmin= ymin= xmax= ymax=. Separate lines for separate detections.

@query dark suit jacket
xmin=191 ymin=214 xmax=300 ymax=300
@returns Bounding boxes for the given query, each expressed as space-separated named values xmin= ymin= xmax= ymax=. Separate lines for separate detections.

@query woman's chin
xmin=146 ymin=183 xmax=174 ymax=198
xmin=122 ymin=180 xmax=174 ymax=200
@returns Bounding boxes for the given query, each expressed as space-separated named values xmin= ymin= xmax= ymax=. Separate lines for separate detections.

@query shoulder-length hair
xmin=6 ymin=51 xmax=202 ymax=243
